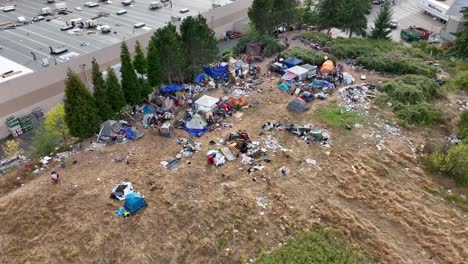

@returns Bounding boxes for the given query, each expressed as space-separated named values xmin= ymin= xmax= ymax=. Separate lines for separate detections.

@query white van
xmin=134 ymin=22 xmax=145 ymax=28
xmin=180 ymin=8 xmax=189 ymax=13
xmin=3 ymin=6 xmax=16 ymax=12
xmin=117 ymin=9 xmax=127 ymax=15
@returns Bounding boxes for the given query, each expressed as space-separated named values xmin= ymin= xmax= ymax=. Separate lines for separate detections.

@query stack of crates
xmin=28 ymin=113 xmax=39 ymax=128
xmin=19 ymin=115 xmax=33 ymax=132
xmin=32 ymin=107 xmax=45 ymax=121
xmin=6 ymin=116 xmax=23 ymax=137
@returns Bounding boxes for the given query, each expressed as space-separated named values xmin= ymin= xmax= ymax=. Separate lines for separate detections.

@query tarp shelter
xmin=281 ymin=71 xmax=298 ymax=81
xmin=124 ymin=192 xmax=147 ymax=215
xmin=182 ymin=114 xmax=209 ymax=137
xmin=142 ymin=104 xmax=155 ymax=114
xmin=195 ymin=95 xmax=219 ymax=112
xmin=287 ymin=98 xmax=310 ymax=113
xmin=203 ymin=65 xmax=228 ymax=79
xmin=161 ymin=84 xmax=184 ymax=93
xmin=194 ymin=73 xmax=205 ymax=83
xmin=246 ymin=42 xmax=262 ymax=56
xmin=320 ymin=60 xmax=334 ymax=74
xmin=279 ymin=83 xmax=290 ymax=91
xmin=342 ymin=72 xmax=355 ymax=84
xmin=100 ymin=120 xmax=123 ymax=137
xmin=162 ymin=97 xmax=175 ymax=111
xmin=301 ymin=64 xmax=318 ymax=78
xmin=283 ymin=57 xmax=303 ymax=68
xmin=312 ymin=79 xmax=330 ymax=87
xmin=286 ymin=66 xmax=309 ymax=80
xmin=125 ymin=127 xmax=144 ymax=140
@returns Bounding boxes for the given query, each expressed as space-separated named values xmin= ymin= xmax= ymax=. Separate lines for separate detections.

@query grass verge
xmin=318 ymin=107 xmax=364 ymax=127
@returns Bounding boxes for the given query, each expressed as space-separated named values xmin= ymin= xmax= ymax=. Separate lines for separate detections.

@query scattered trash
xmin=110 ymin=181 xmax=134 ymax=201
xmin=306 ymin=159 xmax=316 ymax=165
xmin=279 ymin=166 xmax=289 ymax=176
xmin=256 ymin=197 xmax=268 ymax=209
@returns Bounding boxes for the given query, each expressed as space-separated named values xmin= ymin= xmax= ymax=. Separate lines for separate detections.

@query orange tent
xmin=228 ymin=96 xmax=246 ymax=107
xmin=320 ymin=60 xmax=334 ymax=74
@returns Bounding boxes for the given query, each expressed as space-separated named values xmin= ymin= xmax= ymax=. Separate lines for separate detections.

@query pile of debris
xmin=339 ymin=83 xmax=378 ymax=111
xmin=160 ymin=138 xmax=201 ymax=170
xmin=110 ymin=181 xmax=147 ymax=218
xmin=285 ymin=124 xmax=331 ymax=147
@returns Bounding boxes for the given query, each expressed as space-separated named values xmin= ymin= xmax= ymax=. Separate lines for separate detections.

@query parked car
xmin=390 ymin=20 xmax=398 ymax=29
xmin=373 ymin=0 xmax=384 ymax=4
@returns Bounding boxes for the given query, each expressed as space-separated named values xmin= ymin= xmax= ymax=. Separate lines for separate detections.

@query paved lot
xmin=0 ymin=0 xmax=233 ymax=70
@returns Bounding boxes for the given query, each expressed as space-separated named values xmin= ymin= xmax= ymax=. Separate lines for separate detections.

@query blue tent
xmin=279 ymin=83 xmax=290 ymax=91
xmin=125 ymin=127 xmax=135 ymax=140
xmin=283 ymin=57 xmax=303 ymax=68
xmin=161 ymin=84 xmax=185 ymax=93
xmin=203 ymin=65 xmax=228 ymax=79
xmin=124 ymin=192 xmax=147 ymax=215
xmin=142 ymin=104 xmax=155 ymax=114
xmin=194 ymin=73 xmax=205 ymax=83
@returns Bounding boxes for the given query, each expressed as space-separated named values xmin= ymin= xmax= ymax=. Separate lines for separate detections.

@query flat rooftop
xmin=0 ymin=0 xmax=234 ymax=72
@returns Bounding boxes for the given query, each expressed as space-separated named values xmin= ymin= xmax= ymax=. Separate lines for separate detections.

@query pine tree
xmin=120 ymin=42 xmax=142 ymax=104
xmin=133 ymin=41 xmax=147 ymax=75
xmin=303 ymin=0 xmax=318 ymax=27
xmin=150 ymin=24 xmax=187 ymax=83
xmin=339 ymin=0 xmax=371 ymax=37
xmin=370 ymin=1 xmax=393 ymax=40
xmin=91 ymin=58 xmax=114 ymax=121
xmin=139 ymin=78 xmax=153 ymax=99
xmin=105 ymin=67 xmax=126 ymax=112
xmin=248 ymin=0 xmax=273 ymax=34
xmin=180 ymin=15 xmax=219 ymax=76
xmin=147 ymin=41 xmax=163 ymax=87
xmin=317 ymin=0 xmax=344 ymax=34
xmin=64 ymin=69 xmax=100 ymax=138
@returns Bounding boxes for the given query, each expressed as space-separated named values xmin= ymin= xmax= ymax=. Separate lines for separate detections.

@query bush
xmin=300 ymin=32 xmax=332 ymax=45
xmin=458 ymin=110 xmax=468 ymax=140
xmin=355 ymin=54 xmax=436 ymax=77
xmin=444 ymin=70 xmax=468 ymax=92
xmin=254 ymin=226 xmax=365 ymax=264
xmin=396 ymin=103 xmax=441 ymax=126
xmin=328 ymin=38 xmax=394 ymax=59
xmin=285 ymin=47 xmax=336 ymax=66
xmin=428 ymin=143 xmax=468 ymax=186
xmin=233 ymin=29 xmax=284 ymax=57
xmin=30 ymin=125 xmax=58 ymax=157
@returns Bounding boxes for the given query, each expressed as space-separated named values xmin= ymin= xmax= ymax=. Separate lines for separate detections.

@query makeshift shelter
xmin=99 ymin=120 xmax=123 ymax=137
xmin=342 ymin=72 xmax=355 ymax=84
xmin=182 ymin=114 xmax=209 ymax=137
xmin=162 ymin=97 xmax=175 ymax=111
xmin=281 ymin=71 xmax=298 ymax=81
xmin=246 ymin=42 xmax=262 ymax=56
xmin=283 ymin=57 xmax=303 ymax=68
xmin=286 ymin=66 xmax=309 ymax=80
xmin=195 ymin=95 xmax=219 ymax=112
xmin=287 ymin=98 xmax=310 ymax=113
xmin=228 ymin=57 xmax=249 ymax=76
xmin=278 ymin=83 xmax=290 ymax=91
xmin=110 ymin=181 xmax=134 ymax=201
xmin=124 ymin=192 xmax=147 ymax=215
xmin=203 ymin=65 xmax=228 ymax=79
xmin=161 ymin=84 xmax=184 ymax=93
xmin=301 ymin=64 xmax=318 ymax=78
xmin=194 ymin=73 xmax=205 ymax=83
xmin=142 ymin=104 xmax=155 ymax=114
xmin=320 ymin=60 xmax=334 ymax=74
xmin=312 ymin=79 xmax=330 ymax=87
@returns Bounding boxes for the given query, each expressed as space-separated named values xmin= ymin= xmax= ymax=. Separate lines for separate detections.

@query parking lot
xmin=0 ymin=0 xmax=233 ymax=70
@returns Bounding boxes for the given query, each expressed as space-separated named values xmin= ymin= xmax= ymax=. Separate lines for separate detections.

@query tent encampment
xmin=182 ymin=114 xmax=209 ymax=137
xmin=283 ymin=57 xmax=303 ymax=68
xmin=281 ymin=71 xmax=298 ymax=81
xmin=287 ymin=98 xmax=310 ymax=113
xmin=124 ymin=192 xmax=147 ymax=215
xmin=195 ymin=95 xmax=219 ymax=112
xmin=301 ymin=64 xmax=318 ymax=78
xmin=194 ymin=73 xmax=205 ymax=83
xmin=100 ymin=120 xmax=123 ymax=137
xmin=279 ymin=83 xmax=290 ymax=91
xmin=203 ymin=65 xmax=228 ymax=79
xmin=161 ymin=84 xmax=184 ymax=93
xmin=286 ymin=66 xmax=309 ymax=80
xmin=142 ymin=104 xmax=155 ymax=114
xmin=320 ymin=60 xmax=334 ymax=74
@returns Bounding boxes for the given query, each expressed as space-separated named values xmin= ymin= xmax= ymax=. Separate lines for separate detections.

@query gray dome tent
xmin=287 ymin=98 xmax=310 ymax=113
xmin=99 ymin=120 xmax=123 ymax=137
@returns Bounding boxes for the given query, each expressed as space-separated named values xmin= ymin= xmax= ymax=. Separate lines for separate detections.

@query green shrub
xmin=285 ymin=47 xmax=336 ymax=66
xmin=29 ymin=125 xmax=58 ymax=157
xmin=300 ymin=32 xmax=332 ymax=45
xmin=233 ymin=29 xmax=284 ymax=57
xmin=355 ymin=54 xmax=436 ymax=77
xmin=444 ymin=70 xmax=468 ymax=92
xmin=458 ymin=110 xmax=468 ymax=140
xmin=396 ymin=103 xmax=441 ymax=126
xmin=328 ymin=38 xmax=393 ymax=59
xmin=254 ymin=226 xmax=365 ymax=264
xmin=427 ymin=142 xmax=468 ymax=186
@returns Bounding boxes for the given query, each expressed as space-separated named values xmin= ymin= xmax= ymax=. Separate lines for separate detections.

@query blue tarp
xmin=203 ymin=65 xmax=228 ymax=79
xmin=124 ymin=192 xmax=147 ymax=215
xmin=181 ymin=124 xmax=210 ymax=137
xmin=312 ymin=80 xmax=330 ymax=87
xmin=194 ymin=73 xmax=205 ymax=83
xmin=142 ymin=104 xmax=155 ymax=114
xmin=125 ymin=127 xmax=135 ymax=140
xmin=283 ymin=57 xmax=303 ymax=68
xmin=161 ymin=84 xmax=185 ymax=93
xmin=279 ymin=83 xmax=290 ymax=91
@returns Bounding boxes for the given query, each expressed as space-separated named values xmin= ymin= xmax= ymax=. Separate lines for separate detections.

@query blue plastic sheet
xmin=181 ymin=124 xmax=210 ymax=137
xmin=194 ymin=73 xmax=205 ymax=83
xmin=125 ymin=127 xmax=135 ymax=140
xmin=142 ymin=104 xmax=155 ymax=114
xmin=203 ymin=65 xmax=228 ymax=79
xmin=161 ymin=84 xmax=185 ymax=93
xmin=283 ymin=57 xmax=303 ymax=68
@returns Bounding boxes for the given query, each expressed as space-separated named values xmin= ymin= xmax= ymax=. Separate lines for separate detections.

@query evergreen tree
xmin=139 ymin=78 xmax=153 ymax=99
xmin=147 ymin=41 xmax=163 ymax=87
xmin=120 ymin=42 xmax=142 ymax=104
xmin=303 ymin=0 xmax=318 ymax=27
xmin=370 ymin=1 xmax=393 ymax=40
xmin=150 ymin=24 xmax=187 ymax=83
xmin=272 ymin=0 xmax=299 ymax=30
xmin=91 ymin=58 xmax=114 ymax=121
xmin=180 ymin=15 xmax=219 ymax=76
xmin=451 ymin=7 xmax=468 ymax=58
xmin=64 ymin=69 xmax=100 ymax=138
xmin=339 ymin=0 xmax=371 ymax=37
xmin=317 ymin=0 xmax=344 ymax=34
xmin=248 ymin=0 xmax=273 ymax=34
xmin=133 ymin=41 xmax=147 ymax=75
xmin=105 ymin=67 xmax=126 ymax=112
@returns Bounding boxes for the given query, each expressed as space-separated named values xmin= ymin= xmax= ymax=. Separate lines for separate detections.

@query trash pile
xmin=362 ymin=122 xmax=401 ymax=151
xmin=285 ymin=124 xmax=331 ymax=147
xmin=339 ymin=83 xmax=378 ymax=111
xmin=160 ymin=138 xmax=201 ymax=170
xmin=110 ymin=181 xmax=147 ymax=218
xmin=455 ymin=100 xmax=468 ymax=112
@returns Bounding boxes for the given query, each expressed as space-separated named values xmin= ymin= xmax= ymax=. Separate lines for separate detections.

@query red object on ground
xmin=207 ymin=156 xmax=215 ymax=165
